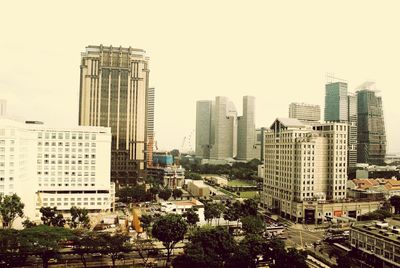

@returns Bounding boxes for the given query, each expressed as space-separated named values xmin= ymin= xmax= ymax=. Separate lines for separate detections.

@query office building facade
xmin=195 ymin=100 xmax=213 ymax=158
xmin=0 ymin=118 xmax=114 ymax=224
xmin=325 ymin=81 xmax=358 ymax=170
xmin=146 ymin=87 xmax=155 ymax=168
xmin=263 ymin=118 xmax=348 ymax=222
xmin=79 ymin=45 xmax=149 ymax=184
xmin=237 ymin=96 xmax=258 ymax=161
xmin=289 ymin=102 xmax=321 ymax=122
xmin=357 ymin=86 xmax=386 ymax=165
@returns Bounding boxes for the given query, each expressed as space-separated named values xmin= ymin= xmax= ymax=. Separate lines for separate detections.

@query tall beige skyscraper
xmin=79 ymin=45 xmax=150 ymax=184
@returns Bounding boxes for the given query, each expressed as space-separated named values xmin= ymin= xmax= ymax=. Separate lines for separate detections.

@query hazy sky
xmin=1 ymin=1 xmax=399 ymax=153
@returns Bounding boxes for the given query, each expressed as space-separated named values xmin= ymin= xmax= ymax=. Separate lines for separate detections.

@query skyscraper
xmin=357 ymin=83 xmax=386 ymax=165
xmin=324 ymin=79 xmax=358 ymax=170
xmin=79 ymin=45 xmax=150 ymax=184
xmin=237 ymin=96 xmax=258 ymax=161
xmin=195 ymin=100 xmax=213 ymax=158
xmin=0 ymin=100 xmax=6 ymax=116
xmin=146 ymin=88 xmax=155 ymax=168
xmin=289 ymin=102 xmax=320 ymax=122
xmin=209 ymin=96 xmax=237 ymax=159
xmin=324 ymin=81 xmax=348 ymax=122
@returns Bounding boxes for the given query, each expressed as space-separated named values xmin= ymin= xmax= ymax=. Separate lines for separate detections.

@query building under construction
xmin=356 ymin=82 xmax=386 ymax=165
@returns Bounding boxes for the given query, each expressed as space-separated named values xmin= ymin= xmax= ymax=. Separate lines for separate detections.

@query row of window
xmin=38 ymin=132 xmax=97 ymax=140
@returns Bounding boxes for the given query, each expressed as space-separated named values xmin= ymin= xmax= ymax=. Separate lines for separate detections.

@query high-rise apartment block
xmin=357 ymin=83 xmax=386 ymax=165
xmin=146 ymin=87 xmax=155 ymax=168
xmin=237 ymin=96 xmax=259 ymax=161
xmin=0 ymin=118 xmax=114 ymax=225
xmin=195 ymin=96 xmax=260 ymax=161
xmin=325 ymin=80 xmax=358 ymax=170
xmin=263 ymin=118 xmax=354 ymax=223
xmin=289 ymin=103 xmax=320 ymax=122
xmin=79 ymin=45 xmax=150 ymax=184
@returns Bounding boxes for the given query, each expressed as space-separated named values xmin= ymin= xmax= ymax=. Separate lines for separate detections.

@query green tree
xmin=390 ymin=195 xmax=400 ymax=214
xmin=271 ymin=247 xmax=308 ymax=268
xmin=140 ymin=214 xmax=153 ymax=235
xmin=182 ymin=208 xmax=200 ymax=227
xmin=241 ymin=198 xmax=259 ymax=217
xmin=22 ymin=219 xmax=37 ymax=228
xmin=117 ymin=185 xmax=152 ymax=203
xmin=204 ymin=202 xmax=224 ymax=225
xmin=19 ymin=225 xmax=74 ymax=268
xmin=0 ymin=229 xmax=28 ymax=267
xmin=39 ymin=207 xmax=66 ymax=227
xmin=237 ymin=234 xmax=269 ymax=268
xmin=72 ymin=230 xmax=102 ymax=268
xmin=173 ymin=188 xmax=183 ymax=200
xmin=0 ymin=193 xmax=24 ymax=229
xmin=152 ymin=214 xmax=188 ymax=263
xmin=132 ymin=239 xmax=157 ymax=268
xmin=173 ymin=226 xmax=236 ymax=268
xmin=158 ymin=188 xmax=172 ymax=201
xmin=98 ymin=233 xmax=131 ymax=268
xmin=241 ymin=216 xmax=265 ymax=235
xmin=223 ymin=201 xmax=242 ymax=227
xmin=69 ymin=206 xmax=90 ymax=229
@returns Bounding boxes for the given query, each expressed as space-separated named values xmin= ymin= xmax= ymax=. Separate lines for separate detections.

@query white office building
xmin=0 ymin=118 xmax=114 ymax=224
xmin=263 ymin=118 xmax=350 ymax=223
xmin=289 ymin=102 xmax=321 ymax=123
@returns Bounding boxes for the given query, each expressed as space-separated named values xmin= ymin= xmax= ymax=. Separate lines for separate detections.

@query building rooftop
xmin=270 ymin=118 xmax=306 ymax=129
xmin=352 ymin=221 xmax=400 ymax=243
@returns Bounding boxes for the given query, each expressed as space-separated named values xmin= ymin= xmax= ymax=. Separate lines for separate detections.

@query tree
xmin=72 ymin=230 xmax=102 ymax=268
xmin=0 ymin=193 xmax=24 ymax=229
xmin=69 ymin=206 xmax=90 ymax=229
xmin=22 ymin=219 xmax=37 ymax=228
xmin=140 ymin=214 xmax=153 ymax=235
xmin=117 ymin=185 xmax=152 ymax=203
xmin=241 ymin=216 xmax=265 ymax=235
xmin=152 ymin=214 xmax=187 ymax=263
xmin=358 ymin=209 xmax=392 ymax=221
xmin=39 ymin=207 xmax=66 ymax=227
xmin=173 ymin=188 xmax=183 ymax=200
xmin=390 ymin=195 xmax=400 ymax=214
xmin=270 ymin=247 xmax=308 ymax=268
xmin=158 ymin=189 xmax=172 ymax=201
xmin=223 ymin=201 xmax=242 ymax=227
xmin=182 ymin=208 xmax=200 ymax=227
xmin=132 ymin=239 xmax=157 ymax=267
xmin=241 ymin=198 xmax=259 ymax=217
xmin=204 ymin=202 xmax=224 ymax=225
xmin=173 ymin=226 xmax=236 ymax=268
xmin=98 ymin=233 xmax=131 ymax=268
xmin=19 ymin=225 xmax=74 ymax=268
xmin=236 ymin=234 xmax=269 ymax=268
xmin=0 ymin=229 xmax=28 ymax=267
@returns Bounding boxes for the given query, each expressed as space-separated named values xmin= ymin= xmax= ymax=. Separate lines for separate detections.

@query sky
xmin=1 ymin=1 xmax=399 ymax=153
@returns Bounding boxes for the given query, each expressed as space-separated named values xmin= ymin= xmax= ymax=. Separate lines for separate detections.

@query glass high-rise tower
xmin=324 ymin=80 xmax=358 ymax=170
xmin=357 ymin=84 xmax=386 ymax=165
xmin=79 ymin=45 xmax=150 ymax=184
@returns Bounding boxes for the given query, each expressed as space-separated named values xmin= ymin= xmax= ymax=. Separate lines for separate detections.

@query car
xmin=92 ymin=253 xmax=102 ymax=258
xmin=48 ymin=258 xmax=58 ymax=264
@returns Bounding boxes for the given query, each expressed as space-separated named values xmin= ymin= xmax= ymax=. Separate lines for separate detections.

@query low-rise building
xmin=187 ymin=180 xmax=210 ymax=198
xmin=348 ymin=178 xmax=400 ymax=199
xmin=147 ymin=165 xmax=185 ymax=189
xmin=350 ymin=221 xmax=400 ymax=267
xmin=160 ymin=199 xmax=206 ymax=225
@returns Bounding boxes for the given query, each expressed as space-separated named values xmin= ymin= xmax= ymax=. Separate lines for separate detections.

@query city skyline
xmin=1 ymin=1 xmax=400 ymax=153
